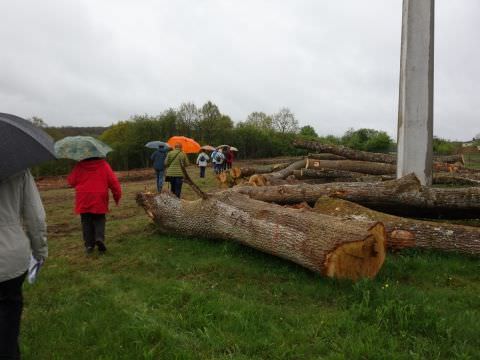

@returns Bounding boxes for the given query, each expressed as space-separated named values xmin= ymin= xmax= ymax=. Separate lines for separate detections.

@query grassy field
xmin=22 ymin=166 xmax=480 ymax=359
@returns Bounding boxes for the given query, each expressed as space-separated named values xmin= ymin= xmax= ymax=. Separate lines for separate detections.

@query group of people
xmin=150 ymin=144 xmax=236 ymax=195
xmin=1 ymin=138 xmax=236 ymax=358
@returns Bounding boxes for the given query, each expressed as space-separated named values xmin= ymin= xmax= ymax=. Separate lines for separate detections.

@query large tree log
xmin=136 ymin=191 xmax=386 ymax=280
xmin=294 ymin=139 xmax=464 ymax=165
xmin=248 ymin=159 xmax=307 ymax=185
xmin=295 ymin=169 xmax=480 ymax=186
xmin=308 ymin=153 xmax=346 ymax=161
xmin=232 ymin=173 xmax=480 ymax=218
xmin=230 ymin=163 xmax=290 ymax=178
xmin=313 ymin=197 xmax=480 ymax=256
xmin=306 ymin=158 xmax=396 ymax=175
xmin=294 ymin=139 xmax=396 ymax=164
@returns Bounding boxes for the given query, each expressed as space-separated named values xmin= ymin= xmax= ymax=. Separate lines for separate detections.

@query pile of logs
xmin=137 ymin=140 xmax=480 ymax=282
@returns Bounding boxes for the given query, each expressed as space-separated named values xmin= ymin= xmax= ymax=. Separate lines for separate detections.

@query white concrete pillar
xmin=397 ymin=0 xmax=435 ymax=185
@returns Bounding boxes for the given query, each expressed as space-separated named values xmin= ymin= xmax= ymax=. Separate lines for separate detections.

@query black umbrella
xmin=0 ymin=113 xmax=56 ymax=181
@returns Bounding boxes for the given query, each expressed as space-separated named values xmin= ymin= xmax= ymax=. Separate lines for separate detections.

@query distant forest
xmin=27 ymin=102 xmax=466 ymax=176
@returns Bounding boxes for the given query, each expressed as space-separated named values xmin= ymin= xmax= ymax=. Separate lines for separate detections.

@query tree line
xmin=26 ymin=101 xmax=428 ymax=176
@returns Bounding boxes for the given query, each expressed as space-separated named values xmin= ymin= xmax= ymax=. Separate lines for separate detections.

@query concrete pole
xmin=397 ymin=0 xmax=435 ymax=185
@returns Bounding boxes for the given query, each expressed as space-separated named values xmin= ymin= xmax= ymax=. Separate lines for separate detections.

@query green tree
xmin=341 ymin=128 xmax=393 ymax=153
xmin=245 ymin=112 xmax=273 ymax=130
xmin=299 ymin=125 xmax=318 ymax=138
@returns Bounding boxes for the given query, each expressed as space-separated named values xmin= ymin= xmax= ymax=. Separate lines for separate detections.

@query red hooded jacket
xmin=67 ymin=159 xmax=122 ymax=214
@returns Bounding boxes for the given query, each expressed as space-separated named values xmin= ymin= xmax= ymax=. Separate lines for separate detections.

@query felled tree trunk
xmin=306 ymin=158 xmax=396 ymax=175
xmin=433 ymin=173 xmax=480 ymax=186
xmin=294 ymin=139 xmax=464 ymax=165
xmin=248 ymin=159 xmax=307 ymax=186
xmin=294 ymin=139 xmax=396 ymax=164
xmin=293 ymin=168 xmax=364 ymax=181
xmin=308 ymin=153 xmax=346 ymax=161
xmin=136 ymin=191 xmax=386 ymax=280
xmin=233 ymin=173 xmax=480 ymax=218
xmin=313 ymin=197 xmax=480 ymax=256
xmin=230 ymin=163 xmax=290 ymax=178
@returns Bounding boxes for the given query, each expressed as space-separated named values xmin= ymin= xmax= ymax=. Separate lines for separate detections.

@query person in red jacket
xmin=67 ymin=157 xmax=122 ymax=254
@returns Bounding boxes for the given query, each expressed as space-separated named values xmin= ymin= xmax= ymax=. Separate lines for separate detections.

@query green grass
xmin=464 ymin=153 xmax=480 ymax=170
xmin=22 ymin=166 xmax=480 ymax=359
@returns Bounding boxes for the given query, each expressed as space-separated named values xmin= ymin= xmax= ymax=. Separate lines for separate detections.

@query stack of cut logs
xmin=137 ymin=139 xmax=480 ymax=281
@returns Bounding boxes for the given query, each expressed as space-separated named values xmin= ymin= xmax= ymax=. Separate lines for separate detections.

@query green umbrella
xmin=54 ymin=136 xmax=112 ymax=161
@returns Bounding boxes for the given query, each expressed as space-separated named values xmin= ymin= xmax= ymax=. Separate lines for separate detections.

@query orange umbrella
xmin=167 ymin=136 xmax=201 ymax=154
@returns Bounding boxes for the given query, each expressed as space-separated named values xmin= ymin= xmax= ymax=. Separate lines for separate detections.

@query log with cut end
xmin=306 ymin=158 xmax=396 ymax=175
xmin=136 ymin=191 xmax=386 ymax=280
xmin=230 ymin=163 xmax=290 ymax=179
xmin=248 ymin=159 xmax=307 ymax=185
xmin=313 ymin=197 xmax=480 ymax=256
xmin=233 ymin=173 xmax=480 ymax=218
xmin=294 ymin=139 xmax=464 ymax=165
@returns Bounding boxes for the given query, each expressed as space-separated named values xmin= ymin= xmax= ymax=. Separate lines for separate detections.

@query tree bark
xmin=232 ymin=173 xmax=480 ymax=218
xmin=294 ymin=139 xmax=465 ymax=165
xmin=136 ymin=191 xmax=386 ymax=280
xmin=293 ymin=139 xmax=396 ymax=164
xmin=313 ymin=197 xmax=480 ymax=256
xmin=293 ymin=168 xmax=364 ymax=181
xmin=306 ymin=158 xmax=396 ymax=175
xmin=308 ymin=153 xmax=346 ymax=161
xmin=230 ymin=163 xmax=290 ymax=178
xmin=248 ymin=159 xmax=307 ymax=185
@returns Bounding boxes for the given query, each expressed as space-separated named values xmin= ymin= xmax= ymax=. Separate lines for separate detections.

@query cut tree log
xmin=294 ymin=139 xmax=465 ymax=165
xmin=308 ymin=153 xmax=346 ymax=161
xmin=306 ymin=158 xmax=396 ymax=175
xmin=294 ymin=169 xmax=479 ymax=186
xmin=313 ymin=197 xmax=480 ymax=256
xmin=232 ymin=173 xmax=480 ymax=218
xmin=294 ymin=139 xmax=396 ymax=164
xmin=230 ymin=163 xmax=290 ymax=178
xmin=248 ymin=159 xmax=307 ymax=186
xmin=136 ymin=191 xmax=386 ymax=280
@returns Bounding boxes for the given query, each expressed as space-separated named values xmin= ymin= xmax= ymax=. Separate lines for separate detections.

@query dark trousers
xmin=0 ymin=272 xmax=26 ymax=360
xmin=155 ymin=169 xmax=165 ymax=192
xmin=199 ymin=166 xmax=206 ymax=178
xmin=169 ymin=177 xmax=183 ymax=198
xmin=81 ymin=213 xmax=106 ymax=249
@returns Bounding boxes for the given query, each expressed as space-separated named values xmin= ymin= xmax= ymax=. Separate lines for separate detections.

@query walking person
xmin=214 ymin=148 xmax=225 ymax=174
xmin=225 ymin=147 xmax=234 ymax=170
xmin=165 ymin=143 xmax=189 ymax=198
xmin=67 ymin=157 xmax=122 ymax=254
xmin=0 ymin=170 xmax=48 ymax=359
xmin=0 ymin=112 xmax=55 ymax=359
xmin=150 ymin=144 xmax=168 ymax=192
xmin=196 ymin=150 xmax=210 ymax=178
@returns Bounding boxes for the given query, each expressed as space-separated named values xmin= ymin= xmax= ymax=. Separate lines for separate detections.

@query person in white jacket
xmin=196 ymin=151 xmax=210 ymax=178
xmin=0 ymin=169 xmax=48 ymax=359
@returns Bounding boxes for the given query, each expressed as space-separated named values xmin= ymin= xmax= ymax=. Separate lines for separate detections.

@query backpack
xmin=199 ymin=154 xmax=206 ymax=162
xmin=215 ymin=152 xmax=223 ymax=163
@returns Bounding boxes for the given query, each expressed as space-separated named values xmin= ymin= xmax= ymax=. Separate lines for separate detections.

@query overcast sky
xmin=1 ymin=1 xmax=478 ymax=140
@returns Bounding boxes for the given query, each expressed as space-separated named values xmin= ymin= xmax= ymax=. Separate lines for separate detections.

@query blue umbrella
xmin=145 ymin=141 xmax=170 ymax=149
xmin=0 ymin=113 xmax=56 ymax=181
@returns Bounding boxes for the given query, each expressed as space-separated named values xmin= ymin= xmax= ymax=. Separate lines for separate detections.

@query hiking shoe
xmin=96 ymin=241 xmax=107 ymax=253
xmin=85 ymin=247 xmax=94 ymax=255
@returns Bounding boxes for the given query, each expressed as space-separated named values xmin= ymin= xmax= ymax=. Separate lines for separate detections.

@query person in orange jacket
xmin=67 ymin=157 xmax=122 ymax=254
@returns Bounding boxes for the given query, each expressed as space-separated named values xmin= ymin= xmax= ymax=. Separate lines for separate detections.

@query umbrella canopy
xmin=0 ymin=113 xmax=56 ymax=180
xmin=216 ymin=144 xmax=230 ymax=149
xmin=229 ymin=146 xmax=239 ymax=152
xmin=145 ymin=141 xmax=170 ymax=149
xmin=55 ymin=136 xmax=112 ymax=161
xmin=167 ymin=136 xmax=201 ymax=154
xmin=200 ymin=145 xmax=216 ymax=152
